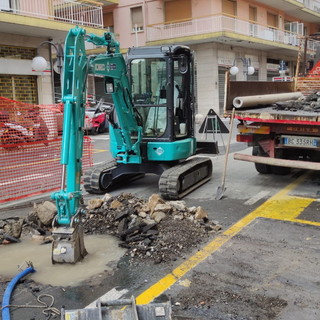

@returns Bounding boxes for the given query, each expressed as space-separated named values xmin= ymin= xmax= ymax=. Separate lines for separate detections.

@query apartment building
xmin=103 ymin=0 xmax=320 ymax=115
xmin=1 ymin=0 xmax=319 ymax=116
xmin=0 ymin=0 xmax=118 ymax=104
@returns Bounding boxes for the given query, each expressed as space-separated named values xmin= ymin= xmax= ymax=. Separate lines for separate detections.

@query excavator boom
xmin=51 ymin=27 xmax=144 ymax=264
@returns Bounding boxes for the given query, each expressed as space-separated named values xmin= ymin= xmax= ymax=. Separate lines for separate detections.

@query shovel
xmin=215 ymin=108 xmax=235 ymax=200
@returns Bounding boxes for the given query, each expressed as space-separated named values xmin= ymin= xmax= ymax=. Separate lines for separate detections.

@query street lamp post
xmin=229 ymin=57 xmax=255 ymax=80
xmin=32 ymin=40 xmax=64 ymax=102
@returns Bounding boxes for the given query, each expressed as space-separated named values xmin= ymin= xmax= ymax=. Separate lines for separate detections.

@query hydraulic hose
xmin=1 ymin=265 xmax=36 ymax=320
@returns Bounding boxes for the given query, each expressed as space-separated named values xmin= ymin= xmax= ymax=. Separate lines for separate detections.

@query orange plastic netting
xmin=0 ymin=97 xmax=93 ymax=203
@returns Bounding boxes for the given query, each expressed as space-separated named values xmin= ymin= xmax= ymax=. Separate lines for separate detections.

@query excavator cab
xmin=127 ymin=46 xmax=194 ymax=143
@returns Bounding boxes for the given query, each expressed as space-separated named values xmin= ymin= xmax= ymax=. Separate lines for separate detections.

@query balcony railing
xmin=304 ymin=0 xmax=320 ymax=13
xmin=0 ymin=0 xmax=103 ymax=28
xmin=146 ymin=14 xmax=319 ymax=52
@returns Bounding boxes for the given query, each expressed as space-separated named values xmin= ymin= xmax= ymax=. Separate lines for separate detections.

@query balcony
xmin=146 ymin=15 xmax=320 ymax=56
xmin=303 ymin=0 xmax=320 ymax=14
xmin=0 ymin=0 xmax=103 ymax=28
xmin=254 ymin=0 xmax=320 ymax=22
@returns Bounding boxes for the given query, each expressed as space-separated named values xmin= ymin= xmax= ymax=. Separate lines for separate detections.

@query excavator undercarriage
xmin=84 ymin=157 xmax=213 ymax=200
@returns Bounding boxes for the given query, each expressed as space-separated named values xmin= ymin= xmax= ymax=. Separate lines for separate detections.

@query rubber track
xmin=83 ymin=160 xmax=117 ymax=194
xmin=158 ymin=157 xmax=212 ymax=200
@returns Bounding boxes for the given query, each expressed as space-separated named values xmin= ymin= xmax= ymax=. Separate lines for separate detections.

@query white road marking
xmin=244 ymin=190 xmax=270 ymax=206
xmin=94 ymin=161 xmax=108 ymax=166
xmin=85 ymin=288 xmax=128 ymax=308
xmin=89 ymin=135 xmax=110 ymax=141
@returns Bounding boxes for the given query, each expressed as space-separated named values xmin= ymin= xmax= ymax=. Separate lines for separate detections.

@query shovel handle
xmin=221 ymin=108 xmax=235 ymax=185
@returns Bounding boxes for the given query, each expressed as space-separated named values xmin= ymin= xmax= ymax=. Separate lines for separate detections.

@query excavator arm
xmin=51 ymin=27 xmax=88 ymax=227
xmin=89 ymin=38 xmax=143 ymax=164
xmin=50 ymin=27 xmax=142 ymax=263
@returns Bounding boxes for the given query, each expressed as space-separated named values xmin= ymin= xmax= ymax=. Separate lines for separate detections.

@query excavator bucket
xmin=51 ymin=224 xmax=87 ymax=264
xmin=61 ymin=296 xmax=172 ymax=320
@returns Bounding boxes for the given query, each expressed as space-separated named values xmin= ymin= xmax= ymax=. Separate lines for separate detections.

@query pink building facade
xmin=1 ymin=0 xmax=319 ymax=116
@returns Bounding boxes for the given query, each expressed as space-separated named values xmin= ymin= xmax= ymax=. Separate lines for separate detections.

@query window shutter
xmin=131 ymin=6 xmax=143 ymax=30
xmin=249 ymin=6 xmax=257 ymax=22
xmin=165 ymin=0 xmax=191 ymax=22
xmin=103 ymin=12 xmax=113 ymax=28
xmin=222 ymin=0 xmax=236 ymax=16
xmin=267 ymin=12 xmax=278 ymax=28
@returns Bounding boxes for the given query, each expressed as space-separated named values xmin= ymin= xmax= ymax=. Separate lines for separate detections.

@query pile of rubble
xmin=272 ymin=91 xmax=320 ymax=112
xmin=0 ymin=201 xmax=56 ymax=244
xmin=0 ymin=217 xmax=24 ymax=244
xmin=83 ymin=193 xmax=221 ymax=263
xmin=1 ymin=193 xmax=221 ymax=263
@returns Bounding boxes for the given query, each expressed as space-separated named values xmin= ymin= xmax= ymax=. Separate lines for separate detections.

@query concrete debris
xmin=82 ymin=193 xmax=222 ymax=264
xmin=148 ymin=194 xmax=165 ymax=214
xmin=32 ymin=201 xmax=57 ymax=226
xmin=0 ymin=217 xmax=24 ymax=244
xmin=272 ymin=91 xmax=320 ymax=112
xmin=152 ymin=211 xmax=166 ymax=223
xmin=102 ymin=193 xmax=112 ymax=202
xmin=86 ymin=198 xmax=104 ymax=210
xmin=195 ymin=206 xmax=209 ymax=220
xmin=1 ymin=193 xmax=222 ymax=264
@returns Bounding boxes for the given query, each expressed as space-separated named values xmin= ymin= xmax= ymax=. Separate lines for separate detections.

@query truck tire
xmin=271 ymin=149 xmax=291 ymax=175
xmin=271 ymin=165 xmax=291 ymax=175
xmin=252 ymin=146 xmax=272 ymax=174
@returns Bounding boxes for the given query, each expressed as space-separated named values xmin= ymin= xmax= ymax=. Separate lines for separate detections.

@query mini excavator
xmin=51 ymin=27 xmax=216 ymax=264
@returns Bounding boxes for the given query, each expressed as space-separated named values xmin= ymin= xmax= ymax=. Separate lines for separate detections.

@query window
xmin=249 ymin=6 xmax=257 ymax=36
xmin=222 ymin=0 xmax=236 ymax=16
xmin=284 ymin=21 xmax=304 ymax=35
xmin=130 ymin=58 xmax=167 ymax=137
xmin=103 ymin=12 xmax=114 ymax=32
xmin=131 ymin=6 xmax=143 ymax=32
xmin=164 ymin=0 xmax=191 ymax=22
xmin=249 ymin=6 xmax=257 ymax=22
xmin=267 ymin=12 xmax=278 ymax=28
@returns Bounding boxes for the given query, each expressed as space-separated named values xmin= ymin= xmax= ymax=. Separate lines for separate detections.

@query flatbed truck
xmin=225 ymin=76 xmax=320 ymax=174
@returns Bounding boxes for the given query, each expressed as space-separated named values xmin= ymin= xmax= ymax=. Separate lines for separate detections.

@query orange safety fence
xmin=0 ymin=97 xmax=93 ymax=204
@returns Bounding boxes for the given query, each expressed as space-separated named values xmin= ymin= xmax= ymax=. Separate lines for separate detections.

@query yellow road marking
xmin=272 ymin=217 xmax=320 ymax=228
xmin=136 ymin=172 xmax=316 ymax=305
xmin=93 ymin=148 xmax=108 ymax=153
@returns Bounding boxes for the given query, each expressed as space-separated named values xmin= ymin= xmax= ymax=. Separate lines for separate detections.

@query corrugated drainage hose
xmin=1 ymin=264 xmax=36 ymax=320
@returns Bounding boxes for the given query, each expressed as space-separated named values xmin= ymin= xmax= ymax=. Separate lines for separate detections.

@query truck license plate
xmin=282 ymin=135 xmax=319 ymax=148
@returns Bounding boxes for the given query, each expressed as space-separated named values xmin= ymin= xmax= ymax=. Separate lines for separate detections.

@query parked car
xmin=84 ymin=98 xmax=112 ymax=134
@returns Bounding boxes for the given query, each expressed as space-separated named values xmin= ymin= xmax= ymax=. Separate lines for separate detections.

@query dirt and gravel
xmin=78 ymin=192 xmax=221 ymax=264
xmin=2 ymin=191 xmax=319 ymax=320
xmin=171 ymin=270 xmax=288 ymax=320
xmin=1 ymin=192 xmax=222 ymax=265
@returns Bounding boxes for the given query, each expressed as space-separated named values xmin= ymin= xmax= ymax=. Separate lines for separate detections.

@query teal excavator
xmin=51 ymin=27 xmax=216 ymax=264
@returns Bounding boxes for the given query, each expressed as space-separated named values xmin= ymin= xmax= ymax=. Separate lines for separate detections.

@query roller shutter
xmin=165 ymin=0 xmax=191 ymax=22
